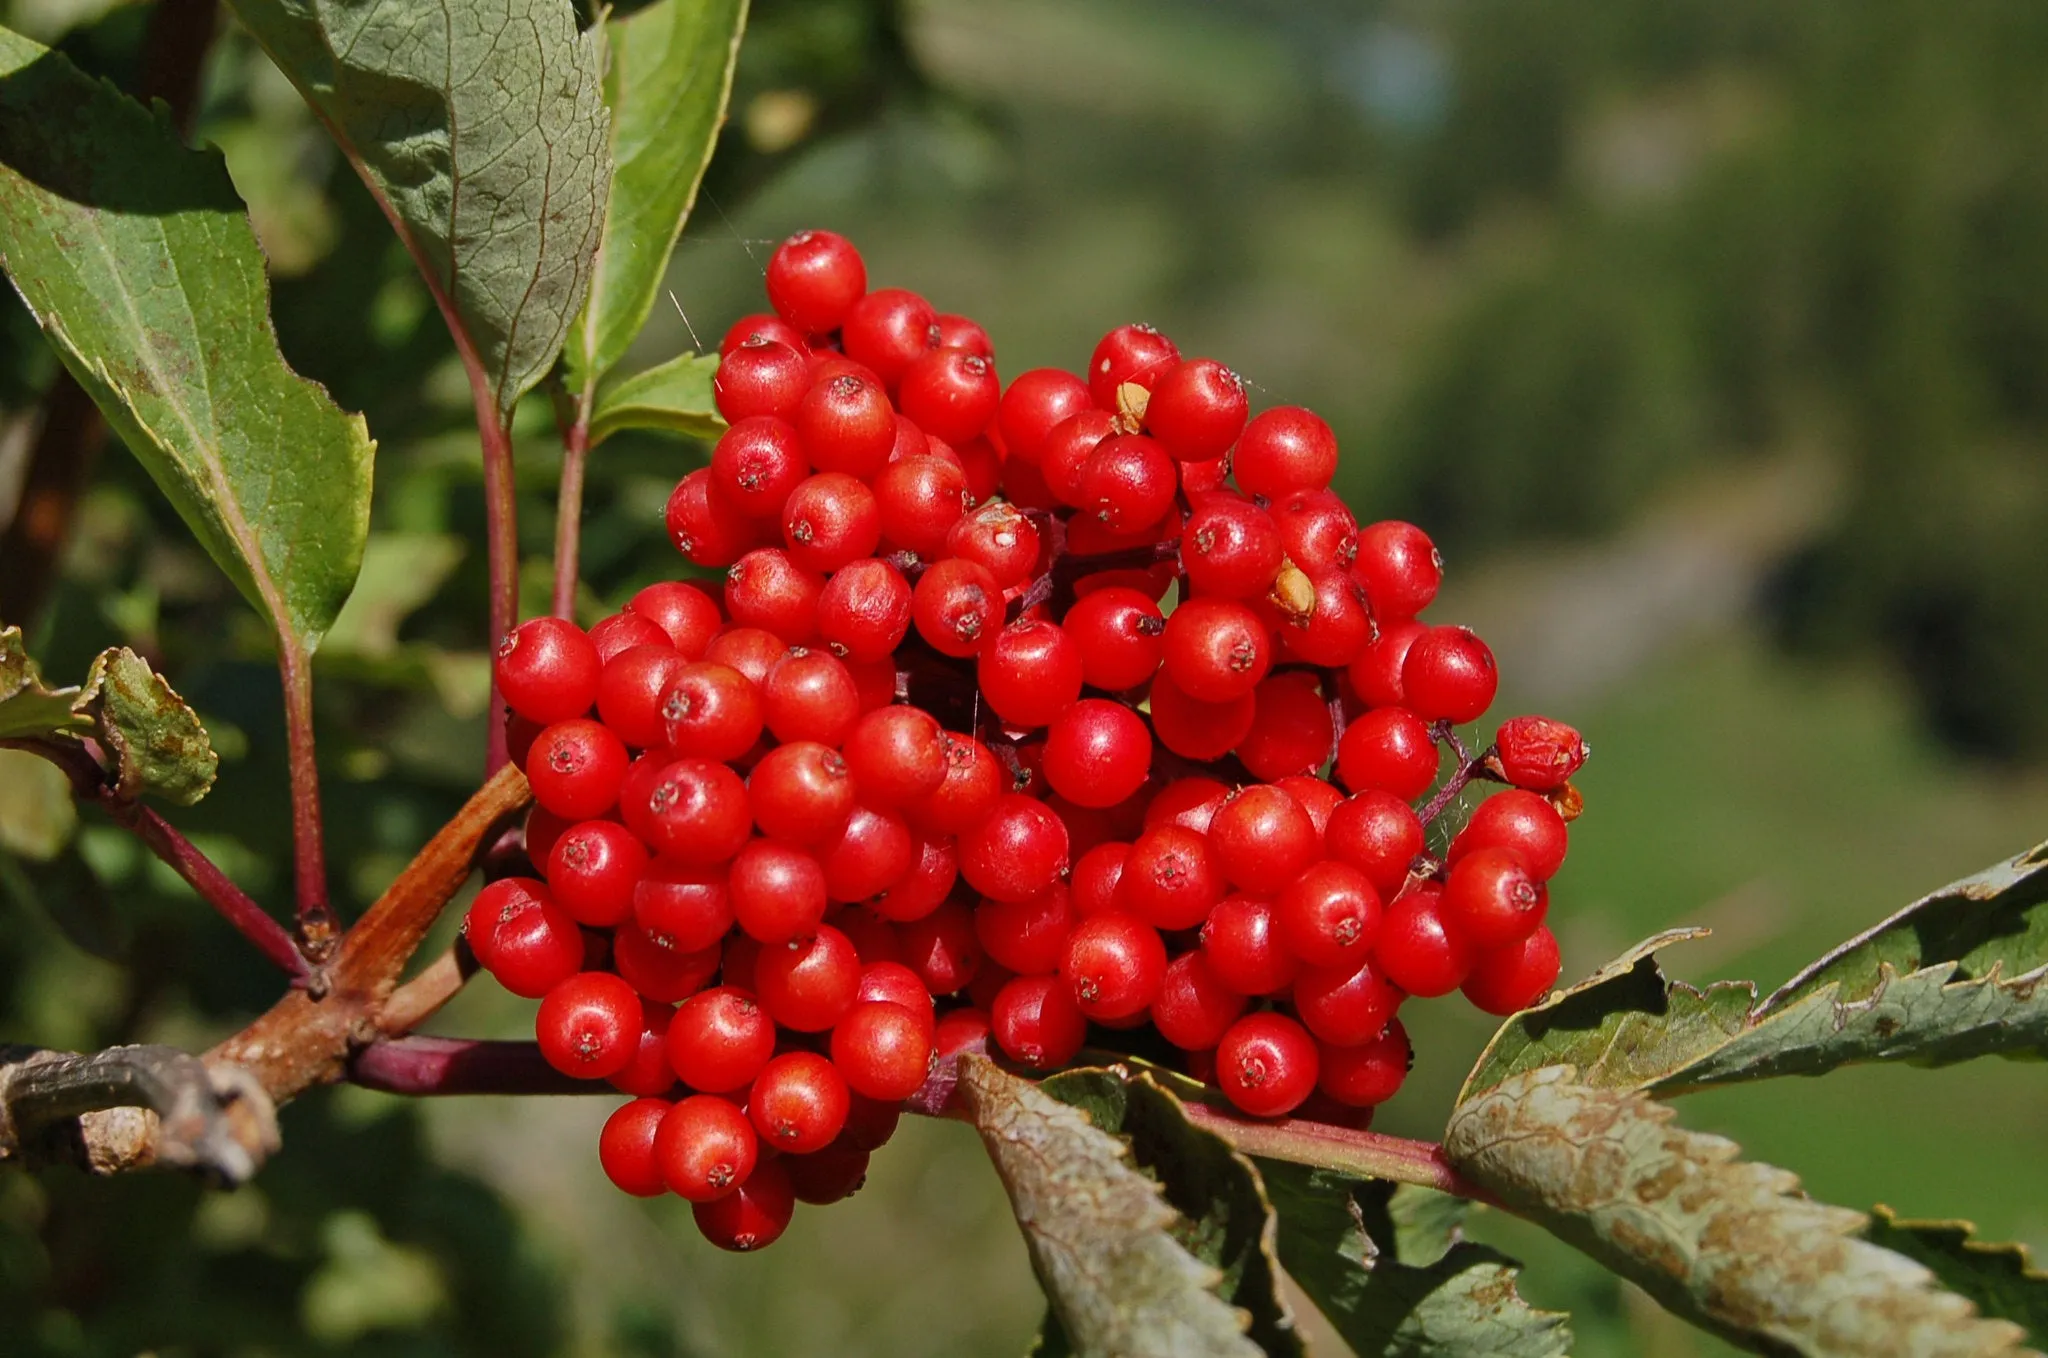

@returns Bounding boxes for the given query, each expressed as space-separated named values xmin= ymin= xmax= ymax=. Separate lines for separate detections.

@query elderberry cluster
xmin=471 ymin=228 xmax=1590 ymax=1253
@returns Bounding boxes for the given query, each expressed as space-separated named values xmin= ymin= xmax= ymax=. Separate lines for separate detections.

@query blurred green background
xmin=4 ymin=0 xmax=2048 ymax=1354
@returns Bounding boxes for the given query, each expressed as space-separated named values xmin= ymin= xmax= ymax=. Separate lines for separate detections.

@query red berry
xmin=1040 ymin=409 xmax=1118 ymax=507
xmin=831 ymin=1001 xmax=935 ymax=1100
xmin=947 ymin=500 xmax=1041 ymax=587
xmin=1209 ymin=785 xmax=1320 ymax=890
xmin=721 ymin=312 xmax=808 ymax=357
xmin=703 ymin=626 xmax=789 ymax=686
xmin=546 ymin=820 xmax=648 ymax=927
xmin=1182 ymin=497 xmax=1284 ymax=598
xmin=843 ymin=287 xmax=939 ymax=385
xmin=714 ymin=342 xmax=811 ymax=425
xmin=854 ymin=960 xmax=937 ymax=1037
xmin=1336 ymin=707 xmax=1440 ymax=801
xmin=1402 ymin=626 xmax=1497 ymax=725
xmin=782 ymin=471 xmax=881 ymax=574
xmin=1215 ymin=1012 xmax=1318 ymax=1117
xmin=908 ymin=733 xmax=1005 ymax=836
xmin=495 ymin=617 xmax=601 ymax=724
xmin=1317 ymin=1019 xmax=1411 ymax=1107
xmin=1278 ymin=569 xmax=1373 ymax=667
xmin=843 ymin=706 xmax=949 ymax=807
xmin=614 ymin=925 xmax=721 ymax=1003
xmin=766 ymin=229 xmax=866 ymax=333
xmin=998 ymin=368 xmax=1093 ymax=464
xmin=1353 ymin=521 xmax=1441 ymax=621
xmin=1088 ymin=323 xmax=1180 ymax=409
xmin=1292 ymin=957 xmax=1402 ymax=1047
xmin=757 ymin=648 xmax=857 ymax=747
xmin=639 ymin=758 xmax=752 ymax=864
xmin=629 ymin=581 xmax=722 ymax=658
xmin=1462 ymin=926 xmax=1563 ymax=1016
xmin=1443 ymin=847 xmax=1548 ymax=949
xmin=1060 ymin=914 xmax=1166 ymax=1021
xmin=1162 ymin=597 xmax=1271 ymax=704
xmin=1042 ymin=699 xmax=1152 ymax=809
xmin=1346 ymin=619 xmax=1425 ymax=709
xmin=978 ymin=620 xmax=1084 ymax=728
xmin=668 ymin=986 xmax=776 ymax=1093
xmin=1200 ymin=894 xmax=1301 ymax=996
xmin=1061 ymin=587 xmax=1165 ymax=691
xmin=656 ymin=1093 xmax=759 ymax=1203
xmin=666 ymin=468 xmax=760 ymax=567
xmin=1149 ymin=672 xmax=1257 ymax=761
xmin=755 ymin=924 xmax=861 ymax=1031
xmin=525 ymin=718 xmax=628 ymax=820
xmin=1271 ymin=489 xmax=1358 ymax=572
xmin=874 ymin=454 xmax=972 ymax=558
xmin=1145 ymin=359 xmax=1247 ymax=462
xmin=466 ymin=877 xmax=583 ymax=999
xmin=1448 ymin=789 xmax=1569 ymax=881
xmin=661 ymin=661 xmax=765 ymax=761
xmin=750 ymin=1050 xmax=850 ymax=1153
xmin=960 ymin=795 xmax=1070 ymax=902
xmin=1081 ymin=433 xmax=1177 ymax=530
xmin=1233 ymin=406 xmax=1337 ymax=499
xmin=1493 ymin=715 xmax=1589 ymax=792
xmin=1142 ymin=776 xmax=1231 ymax=834
xmin=1070 ymin=841 xmax=1131 ymax=917
xmin=1236 ymin=673 xmax=1335 ymax=781
xmin=896 ymin=900 xmax=983 ymax=994
xmin=747 ymin=741 xmax=856 ymax=845
xmin=1149 ymin=950 xmax=1248 ymax=1051
xmin=1117 ymin=824 xmax=1224 ymax=930
xmin=610 ymin=999 xmax=680 ymax=1097
xmin=632 ymin=858 xmax=734 ymax=954
xmin=537 ymin=972 xmax=643 ymax=1079
xmin=912 ymin=557 xmax=1003 ymax=658
xmin=1374 ymin=886 xmax=1471 ymax=997
xmin=990 ymin=974 xmax=1087 ymax=1069
xmin=1278 ymin=861 xmax=1382 ymax=971
xmin=712 ymin=416 xmax=813 ymax=530
xmin=795 ymin=373 xmax=896 ymax=478
xmin=820 ymin=805 xmax=915 ymax=903
xmin=816 ymin=558 xmax=913 ymax=662
xmin=596 ymin=644 xmax=692 ymax=749
xmin=934 ymin=313 xmax=993 ymax=357
xmin=975 ymin=882 xmax=1078 ymax=976
xmin=786 ymin=1140 xmax=872 ymax=1205
xmin=692 ymin=1155 xmax=794 ymax=1251
xmin=898 ymin=349 xmax=1001 ymax=446
xmin=871 ymin=833 xmax=958 ymax=922
xmin=599 ymin=1097 xmax=670 ymax=1197
xmin=1325 ymin=791 xmax=1425 ymax=898
xmin=725 ymin=547 xmax=823 ymax=643
xmin=729 ymin=838 xmax=830 ymax=944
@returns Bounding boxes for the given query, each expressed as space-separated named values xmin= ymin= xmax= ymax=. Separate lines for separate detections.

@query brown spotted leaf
xmin=1862 ymin=1208 xmax=2048 ymax=1341
xmin=1459 ymin=843 xmax=2048 ymax=1104
xmin=0 ymin=624 xmax=87 ymax=740
xmin=957 ymin=1056 xmax=1267 ymax=1358
xmin=1258 ymin=1160 xmax=1570 ymax=1357
xmin=76 ymin=648 xmax=216 ymax=805
xmin=1446 ymin=1067 xmax=2036 ymax=1357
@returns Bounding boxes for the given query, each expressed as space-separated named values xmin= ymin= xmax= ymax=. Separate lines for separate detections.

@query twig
xmin=1177 ymin=1100 xmax=1496 ymax=1205
xmin=550 ymin=379 xmax=596 ymax=619
xmin=276 ymin=642 xmax=336 ymax=960
xmin=1417 ymin=732 xmax=1502 ymax=828
xmin=0 ymin=1043 xmax=278 ymax=1186
xmin=378 ymin=945 xmax=475 ymax=1035
xmin=478 ymin=401 xmax=518 ymax=775
xmin=348 ymin=1037 xmax=589 ymax=1096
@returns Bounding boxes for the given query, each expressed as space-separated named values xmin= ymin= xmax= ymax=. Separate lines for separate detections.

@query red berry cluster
xmin=474 ymin=229 xmax=1591 ymax=1253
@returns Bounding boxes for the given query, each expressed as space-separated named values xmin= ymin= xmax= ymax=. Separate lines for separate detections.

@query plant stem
xmin=550 ymin=383 xmax=595 ymax=620
xmin=348 ymin=1037 xmax=587 ymax=1096
xmin=1177 ymin=1101 xmax=1496 ymax=1204
xmin=378 ymin=945 xmax=474 ymax=1035
xmin=1418 ymin=723 xmax=1501 ymax=827
xmin=477 ymin=400 xmax=519 ymax=774
xmin=276 ymin=641 xmax=336 ymax=960
xmin=130 ymin=806 xmax=306 ymax=977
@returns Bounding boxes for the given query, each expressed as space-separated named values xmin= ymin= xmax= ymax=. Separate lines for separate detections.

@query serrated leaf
xmin=0 ymin=31 xmax=374 ymax=649
xmin=1446 ymin=1066 xmax=2037 ymax=1357
xmin=0 ymin=624 xmax=87 ymax=739
xmin=567 ymin=0 xmax=748 ymax=390
xmin=77 ymin=648 xmax=216 ymax=806
xmin=589 ymin=351 xmax=724 ymax=446
xmin=1460 ymin=843 xmax=2048 ymax=1104
xmin=228 ymin=0 xmax=611 ymax=420
xmin=1259 ymin=1161 xmax=1570 ymax=1358
xmin=1862 ymin=1208 xmax=2048 ymax=1340
xmin=1038 ymin=1067 xmax=1302 ymax=1358
xmin=956 ymin=1055 xmax=1266 ymax=1358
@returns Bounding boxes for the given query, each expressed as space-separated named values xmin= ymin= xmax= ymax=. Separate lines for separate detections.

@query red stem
xmin=348 ymin=1037 xmax=589 ymax=1095
xmin=1178 ymin=1101 xmax=1496 ymax=1204
xmin=550 ymin=387 xmax=594 ymax=620
xmin=477 ymin=397 xmax=518 ymax=775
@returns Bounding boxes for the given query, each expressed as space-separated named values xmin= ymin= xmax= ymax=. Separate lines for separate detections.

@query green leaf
xmin=77 ymin=648 xmax=217 ymax=806
xmin=0 ymin=623 xmax=87 ymax=740
xmin=227 ymin=0 xmax=612 ymax=421
xmin=567 ymin=0 xmax=748 ymax=390
xmin=1037 ymin=1067 xmax=1303 ymax=1358
xmin=1446 ymin=1066 xmax=2035 ymax=1357
xmin=0 ymin=31 xmax=373 ymax=649
xmin=1862 ymin=1208 xmax=2048 ymax=1340
xmin=1259 ymin=1162 xmax=1570 ymax=1358
xmin=589 ymin=352 xmax=724 ymax=447
xmin=955 ymin=1055 xmax=1268 ymax=1358
xmin=0 ymin=748 xmax=77 ymax=860
xmin=322 ymin=534 xmax=467 ymax=658
xmin=1459 ymin=841 xmax=2048 ymax=1104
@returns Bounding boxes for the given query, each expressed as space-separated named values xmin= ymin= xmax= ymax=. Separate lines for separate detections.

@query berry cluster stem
xmin=1418 ymin=722 xmax=1501 ymax=827
xmin=278 ymin=640 xmax=337 ymax=962
xmin=551 ymin=377 xmax=599 ymax=620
